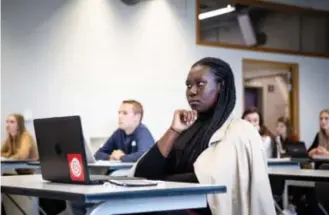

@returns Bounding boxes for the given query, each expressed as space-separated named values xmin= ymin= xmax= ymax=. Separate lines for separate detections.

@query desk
xmin=312 ymin=155 xmax=329 ymax=161
xmin=268 ymin=168 xmax=329 ymax=209
xmin=311 ymin=156 xmax=329 ymax=169
xmin=268 ymin=168 xmax=329 ymax=182
xmin=267 ymin=158 xmax=300 ymax=169
xmin=1 ymin=160 xmax=40 ymax=174
xmin=1 ymin=174 xmax=226 ymax=215
xmin=88 ymin=161 xmax=134 ymax=170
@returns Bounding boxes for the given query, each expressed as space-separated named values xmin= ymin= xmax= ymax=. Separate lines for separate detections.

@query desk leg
xmin=87 ymin=194 xmax=207 ymax=215
xmin=30 ymin=197 xmax=42 ymax=215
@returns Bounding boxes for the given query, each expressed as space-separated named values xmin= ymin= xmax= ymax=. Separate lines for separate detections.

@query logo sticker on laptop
xmin=67 ymin=154 xmax=85 ymax=182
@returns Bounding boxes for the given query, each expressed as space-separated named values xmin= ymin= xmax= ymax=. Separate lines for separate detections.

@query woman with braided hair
xmin=131 ymin=57 xmax=275 ymax=215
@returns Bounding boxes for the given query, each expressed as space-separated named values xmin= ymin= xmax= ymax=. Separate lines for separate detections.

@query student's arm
xmin=94 ymin=131 xmax=118 ymax=160
xmin=10 ymin=135 xmax=32 ymax=160
xmin=134 ymin=146 xmax=198 ymax=182
xmin=1 ymin=143 xmax=10 ymax=157
xmin=121 ymin=127 xmax=155 ymax=162
xmin=134 ymin=128 xmax=180 ymax=179
xmin=134 ymin=110 xmax=196 ymax=179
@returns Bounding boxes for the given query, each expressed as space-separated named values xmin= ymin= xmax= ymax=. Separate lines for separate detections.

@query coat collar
xmin=208 ymin=114 xmax=235 ymax=146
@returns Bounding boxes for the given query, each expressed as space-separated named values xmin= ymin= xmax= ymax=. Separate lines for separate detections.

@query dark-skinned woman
xmin=129 ymin=57 xmax=276 ymax=215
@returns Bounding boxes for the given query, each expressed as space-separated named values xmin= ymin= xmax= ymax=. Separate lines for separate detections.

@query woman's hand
xmin=171 ymin=110 xmax=198 ymax=133
xmin=316 ymin=146 xmax=329 ymax=156
xmin=156 ymin=110 xmax=198 ymax=158
xmin=308 ymin=148 xmax=318 ymax=157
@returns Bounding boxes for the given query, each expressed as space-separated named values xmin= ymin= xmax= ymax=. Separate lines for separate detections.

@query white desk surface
xmin=1 ymin=160 xmax=134 ymax=169
xmin=268 ymin=168 xmax=329 ymax=182
xmin=312 ymin=155 xmax=329 ymax=162
xmin=1 ymin=174 xmax=226 ymax=203
xmin=267 ymin=158 xmax=291 ymax=163
xmin=88 ymin=161 xmax=134 ymax=169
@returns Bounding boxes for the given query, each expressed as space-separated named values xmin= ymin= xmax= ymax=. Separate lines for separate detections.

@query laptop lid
xmin=84 ymin=140 xmax=97 ymax=164
xmin=285 ymin=141 xmax=308 ymax=158
xmin=34 ymin=115 xmax=92 ymax=184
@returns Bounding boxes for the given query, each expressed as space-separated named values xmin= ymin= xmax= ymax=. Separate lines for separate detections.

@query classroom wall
xmin=1 ymin=0 xmax=329 ymax=147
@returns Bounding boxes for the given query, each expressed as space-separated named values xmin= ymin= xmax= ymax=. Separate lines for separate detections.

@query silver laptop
xmin=84 ymin=139 xmax=121 ymax=164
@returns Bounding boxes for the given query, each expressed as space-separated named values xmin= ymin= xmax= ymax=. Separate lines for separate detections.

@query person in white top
xmin=242 ymin=107 xmax=275 ymax=158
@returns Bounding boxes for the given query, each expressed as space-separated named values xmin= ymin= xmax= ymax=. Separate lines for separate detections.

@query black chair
xmin=315 ymin=164 xmax=329 ymax=215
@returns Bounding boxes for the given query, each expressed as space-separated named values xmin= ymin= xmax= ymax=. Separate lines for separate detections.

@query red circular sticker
xmin=67 ymin=154 xmax=85 ymax=181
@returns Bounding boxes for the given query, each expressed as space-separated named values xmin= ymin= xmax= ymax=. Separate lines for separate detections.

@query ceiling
xmin=199 ymin=0 xmax=233 ymax=13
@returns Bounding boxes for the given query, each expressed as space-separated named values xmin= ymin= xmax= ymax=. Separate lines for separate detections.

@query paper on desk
xmin=95 ymin=160 xmax=122 ymax=164
xmin=267 ymin=157 xmax=291 ymax=162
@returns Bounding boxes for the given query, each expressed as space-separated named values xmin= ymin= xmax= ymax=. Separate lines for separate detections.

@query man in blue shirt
xmin=71 ymin=100 xmax=155 ymax=215
xmin=94 ymin=100 xmax=155 ymax=162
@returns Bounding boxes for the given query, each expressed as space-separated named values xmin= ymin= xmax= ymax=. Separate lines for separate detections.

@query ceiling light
xmin=198 ymin=4 xmax=236 ymax=20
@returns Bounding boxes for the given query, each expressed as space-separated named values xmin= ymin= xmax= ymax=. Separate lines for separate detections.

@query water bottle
xmin=275 ymin=136 xmax=282 ymax=158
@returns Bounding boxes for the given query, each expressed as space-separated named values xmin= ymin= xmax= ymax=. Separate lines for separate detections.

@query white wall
xmin=1 ymin=0 xmax=329 ymax=147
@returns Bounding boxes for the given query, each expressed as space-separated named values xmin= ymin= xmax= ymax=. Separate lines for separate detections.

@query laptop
xmin=84 ymin=139 xmax=98 ymax=164
xmin=285 ymin=141 xmax=308 ymax=158
xmin=84 ymin=139 xmax=121 ymax=165
xmin=33 ymin=115 xmax=140 ymax=185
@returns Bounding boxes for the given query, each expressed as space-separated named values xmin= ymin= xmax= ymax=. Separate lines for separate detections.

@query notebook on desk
xmin=34 ymin=115 xmax=141 ymax=185
xmin=267 ymin=158 xmax=291 ymax=162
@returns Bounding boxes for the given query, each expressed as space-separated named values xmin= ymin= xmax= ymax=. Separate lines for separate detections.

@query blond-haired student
xmin=308 ymin=109 xmax=329 ymax=157
xmin=1 ymin=114 xmax=38 ymax=174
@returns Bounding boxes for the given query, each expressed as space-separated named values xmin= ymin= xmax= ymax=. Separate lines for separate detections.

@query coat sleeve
xmin=194 ymin=135 xmax=237 ymax=215
xmin=194 ymin=120 xmax=275 ymax=215
xmin=132 ymin=144 xmax=198 ymax=182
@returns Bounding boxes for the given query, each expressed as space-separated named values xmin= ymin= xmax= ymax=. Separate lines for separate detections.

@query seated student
xmin=242 ymin=107 xmax=275 ymax=158
xmin=1 ymin=114 xmax=38 ymax=215
xmin=274 ymin=116 xmax=299 ymax=158
xmin=94 ymin=100 xmax=155 ymax=162
xmin=308 ymin=109 xmax=329 ymax=157
xmin=130 ymin=57 xmax=276 ymax=215
xmin=1 ymin=114 xmax=38 ymax=174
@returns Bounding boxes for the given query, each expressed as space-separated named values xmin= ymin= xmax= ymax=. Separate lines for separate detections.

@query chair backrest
xmin=89 ymin=137 xmax=109 ymax=153
xmin=315 ymin=164 xmax=329 ymax=213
